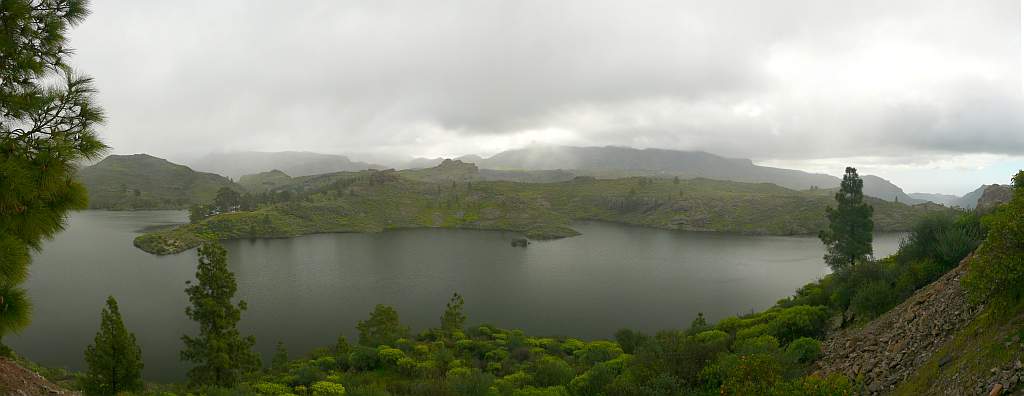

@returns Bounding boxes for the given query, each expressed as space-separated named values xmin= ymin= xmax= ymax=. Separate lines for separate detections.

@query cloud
xmin=69 ymin=0 xmax=1022 ymax=176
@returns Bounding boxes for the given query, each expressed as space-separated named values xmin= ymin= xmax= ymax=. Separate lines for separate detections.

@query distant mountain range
xmin=908 ymin=192 xmax=961 ymax=207
xmin=87 ymin=146 xmax=1004 ymax=210
xmin=408 ymin=146 xmax=923 ymax=203
xmin=77 ymin=154 xmax=238 ymax=210
xmin=187 ymin=151 xmax=384 ymax=179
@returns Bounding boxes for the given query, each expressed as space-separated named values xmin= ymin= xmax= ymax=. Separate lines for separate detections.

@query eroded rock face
xmin=977 ymin=185 xmax=1013 ymax=214
xmin=814 ymin=256 xmax=982 ymax=395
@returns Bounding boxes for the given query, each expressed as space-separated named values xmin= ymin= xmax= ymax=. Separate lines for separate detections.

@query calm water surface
xmin=9 ymin=210 xmax=903 ymax=381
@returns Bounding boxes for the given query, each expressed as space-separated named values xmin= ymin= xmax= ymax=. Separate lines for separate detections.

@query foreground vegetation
xmin=135 ymin=161 xmax=952 ymax=255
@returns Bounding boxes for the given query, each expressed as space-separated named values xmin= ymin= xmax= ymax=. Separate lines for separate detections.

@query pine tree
xmin=270 ymin=340 xmax=288 ymax=373
xmin=180 ymin=243 xmax=260 ymax=388
xmin=819 ymin=167 xmax=874 ymax=272
xmin=440 ymin=292 xmax=466 ymax=334
xmin=0 ymin=0 xmax=105 ymax=344
xmin=356 ymin=304 xmax=409 ymax=347
xmin=82 ymin=296 xmax=144 ymax=395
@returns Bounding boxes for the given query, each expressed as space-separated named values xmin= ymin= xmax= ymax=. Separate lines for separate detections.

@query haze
xmin=67 ymin=0 xmax=1024 ymax=194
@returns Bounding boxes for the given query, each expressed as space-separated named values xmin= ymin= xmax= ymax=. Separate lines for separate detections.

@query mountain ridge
xmin=187 ymin=151 xmax=384 ymax=179
xmin=76 ymin=154 xmax=239 ymax=210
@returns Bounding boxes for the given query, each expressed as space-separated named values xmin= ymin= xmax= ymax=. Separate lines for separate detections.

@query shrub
xmin=765 ymin=306 xmax=828 ymax=343
xmin=486 ymin=348 xmax=510 ymax=362
xmin=850 ymin=280 xmax=897 ymax=319
xmin=378 ymin=347 xmax=406 ymax=366
xmin=784 ymin=338 xmax=821 ymax=364
xmin=614 ymin=329 xmax=647 ymax=354
xmin=732 ymin=335 xmax=780 ymax=356
xmin=397 ymin=357 xmax=418 ymax=376
xmin=252 ymin=382 xmax=293 ymax=395
xmin=568 ymin=362 xmax=618 ymax=396
xmin=357 ymin=305 xmax=410 ymax=347
xmin=574 ymin=341 xmax=623 ymax=365
xmin=964 ymin=171 xmax=1024 ymax=304
xmin=347 ymin=385 xmax=393 ymax=396
xmin=447 ymin=368 xmax=495 ymax=396
xmin=701 ymin=353 xmax=782 ymax=395
xmin=349 ymin=346 xmax=380 ymax=371
xmin=311 ymin=381 xmax=347 ymax=396
xmin=532 ymin=356 xmax=574 ymax=387
xmin=512 ymin=386 xmax=570 ymax=396
xmin=735 ymin=324 xmax=769 ymax=340
xmin=560 ymin=339 xmax=584 ymax=354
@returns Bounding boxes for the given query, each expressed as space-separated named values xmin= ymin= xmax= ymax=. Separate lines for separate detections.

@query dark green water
xmin=9 ymin=210 xmax=903 ymax=381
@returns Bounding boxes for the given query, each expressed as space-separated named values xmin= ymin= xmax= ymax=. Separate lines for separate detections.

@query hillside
xmin=76 ymin=154 xmax=239 ymax=210
xmin=134 ymin=168 xmax=579 ymax=255
xmin=815 ymin=256 xmax=1024 ymax=396
xmin=909 ymin=192 xmax=961 ymax=206
xmin=188 ymin=151 xmax=384 ymax=179
xmin=0 ymin=357 xmax=76 ymax=395
xmin=952 ymin=185 xmax=999 ymax=209
xmin=861 ymin=175 xmax=925 ymax=205
xmin=134 ymin=161 xmax=954 ymax=255
xmin=977 ymin=184 xmax=1014 ymax=213
xmin=237 ymin=169 xmax=293 ymax=192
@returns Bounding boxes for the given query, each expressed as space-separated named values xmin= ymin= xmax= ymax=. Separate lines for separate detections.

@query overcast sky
xmin=68 ymin=0 xmax=1023 ymax=194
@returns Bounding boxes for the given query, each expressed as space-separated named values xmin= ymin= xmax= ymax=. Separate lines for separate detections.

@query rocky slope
xmin=0 ymin=358 xmax=76 ymax=395
xmin=814 ymin=257 xmax=981 ymax=393
xmin=978 ymin=184 xmax=1014 ymax=213
xmin=814 ymin=255 xmax=1024 ymax=395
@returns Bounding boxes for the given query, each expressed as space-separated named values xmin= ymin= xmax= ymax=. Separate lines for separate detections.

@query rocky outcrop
xmin=814 ymin=256 xmax=983 ymax=394
xmin=977 ymin=185 xmax=1013 ymax=214
xmin=0 ymin=358 xmax=77 ymax=395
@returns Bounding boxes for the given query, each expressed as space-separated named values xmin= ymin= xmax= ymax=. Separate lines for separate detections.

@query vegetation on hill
xmin=239 ymin=169 xmax=295 ymax=193
xmin=135 ymin=169 xmax=579 ymax=255
xmin=78 ymin=154 xmax=240 ymax=210
xmin=134 ymin=160 xmax=952 ymax=255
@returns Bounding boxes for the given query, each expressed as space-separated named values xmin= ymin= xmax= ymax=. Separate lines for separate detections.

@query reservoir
xmin=9 ymin=210 xmax=903 ymax=381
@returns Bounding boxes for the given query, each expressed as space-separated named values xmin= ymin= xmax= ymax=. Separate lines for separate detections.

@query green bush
xmin=573 ymin=341 xmax=623 ymax=365
xmin=447 ymin=368 xmax=495 ymax=396
xmin=532 ymin=356 xmax=574 ymax=387
xmin=783 ymin=338 xmax=821 ymax=364
xmin=349 ymin=346 xmax=380 ymax=371
xmin=964 ymin=172 xmax=1024 ymax=304
xmin=512 ymin=386 xmax=570 ymax=396
xmin=765 ymin=306 xmax=828 ymax=344
xmin=311 ymin=381 xmax=347 ymax=395
xmin=732 ymin=335 xmax=780 ymax=356
xmin=850 ymin=280 xmax=897 ymax=319
xmin=378 ymin=347 xmax=406 ymax=366
xmin=568 ymin=362 xmax=618 ymax=396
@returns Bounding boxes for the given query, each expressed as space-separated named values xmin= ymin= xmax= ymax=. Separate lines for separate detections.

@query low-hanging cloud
xmin=70 ymin=0 xmax=1022 ymax=167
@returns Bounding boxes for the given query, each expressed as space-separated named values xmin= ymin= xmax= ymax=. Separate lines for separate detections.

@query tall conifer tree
xmin=819 ymin=167 xmax=874 ymax=272
xmin=440 ymin=292 xmax=466 ymax=334
xmin=82 ymin=296 xmax=144 ymax=395
xmin=180 ymin=243 xmax=259 ymax=388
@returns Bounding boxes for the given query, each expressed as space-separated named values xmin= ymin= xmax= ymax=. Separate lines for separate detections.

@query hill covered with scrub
xmin=134 ymin=159 xmax=953 ymax=255
xmin=77 ymin=154 xmax=241 ymax=210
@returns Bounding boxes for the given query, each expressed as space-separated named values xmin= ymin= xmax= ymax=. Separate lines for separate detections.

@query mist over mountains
xmin=167 ymin=145 xmax=1012 ymax=207
xmin=189 ymin=151 xmax=384 ymax=179
xmin=402 ymin=146 xmax=923 ymax=203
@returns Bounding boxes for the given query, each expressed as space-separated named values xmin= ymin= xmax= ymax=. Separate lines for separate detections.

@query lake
xmin=8 ymin=210 xmax=903 ymax=381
